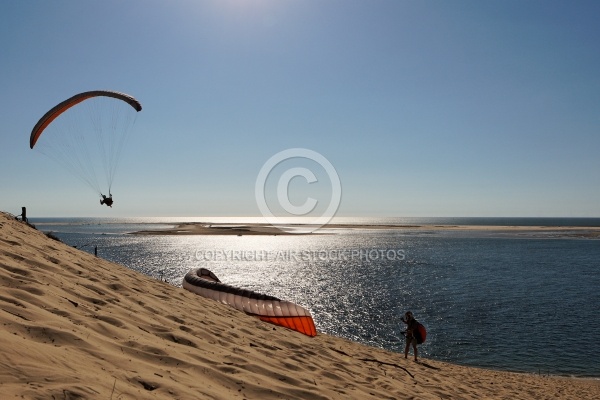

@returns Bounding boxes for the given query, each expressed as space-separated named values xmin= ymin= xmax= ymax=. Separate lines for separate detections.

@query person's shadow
xmin=417 ymin=361 xmax=441 ymax=370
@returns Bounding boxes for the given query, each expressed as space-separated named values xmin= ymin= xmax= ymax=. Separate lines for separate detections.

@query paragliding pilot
xmin=401 ymin=311 xmax=420 ymax=362
xmin=100 ymin=194 xmax=113 ymax=208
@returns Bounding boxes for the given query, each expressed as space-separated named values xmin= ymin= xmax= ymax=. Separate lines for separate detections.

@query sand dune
xmin=1 ymin=212 xmax=598 ymax=399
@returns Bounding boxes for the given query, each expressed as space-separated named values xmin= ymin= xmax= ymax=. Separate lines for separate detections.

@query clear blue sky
xmin=1 ymin=0 xmax=599 ymax=218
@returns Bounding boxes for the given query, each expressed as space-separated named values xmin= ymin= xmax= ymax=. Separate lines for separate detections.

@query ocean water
xmin=31 ymin=217 xmax=600 ymax=377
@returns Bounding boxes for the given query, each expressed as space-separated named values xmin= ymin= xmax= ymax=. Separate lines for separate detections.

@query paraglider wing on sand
xmin=183 ymin=268 xmax=317 ymax=337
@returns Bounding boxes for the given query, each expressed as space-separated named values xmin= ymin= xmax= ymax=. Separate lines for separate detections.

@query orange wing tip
xmin=259 ymin=315 xmax=318 ymax=337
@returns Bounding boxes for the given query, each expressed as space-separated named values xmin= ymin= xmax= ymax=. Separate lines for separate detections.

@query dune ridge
xmin=1 ymin=212 xmax=598 ymax=399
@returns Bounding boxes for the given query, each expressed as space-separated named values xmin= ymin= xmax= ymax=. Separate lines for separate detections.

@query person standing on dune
xmin=401 ymin=311 xmax=420 ymax=362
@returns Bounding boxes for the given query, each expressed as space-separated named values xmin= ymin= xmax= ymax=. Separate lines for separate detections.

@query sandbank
xmin=132 ymin=221 xmax=600 ymax=238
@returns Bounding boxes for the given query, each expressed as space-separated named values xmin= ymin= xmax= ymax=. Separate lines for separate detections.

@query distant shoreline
xmin=131 ymin=222 xmax=600 ymax=237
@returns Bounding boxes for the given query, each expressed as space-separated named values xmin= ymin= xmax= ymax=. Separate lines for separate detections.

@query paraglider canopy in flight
xmin=30 ymin=90 xmax=142 ymax=149
xmin=29 ymin=90 xmax=142 ymax=200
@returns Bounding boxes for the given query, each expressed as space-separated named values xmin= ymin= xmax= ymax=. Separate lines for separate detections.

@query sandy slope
xmin=1 ymin=212 xmax=598 ymax=399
